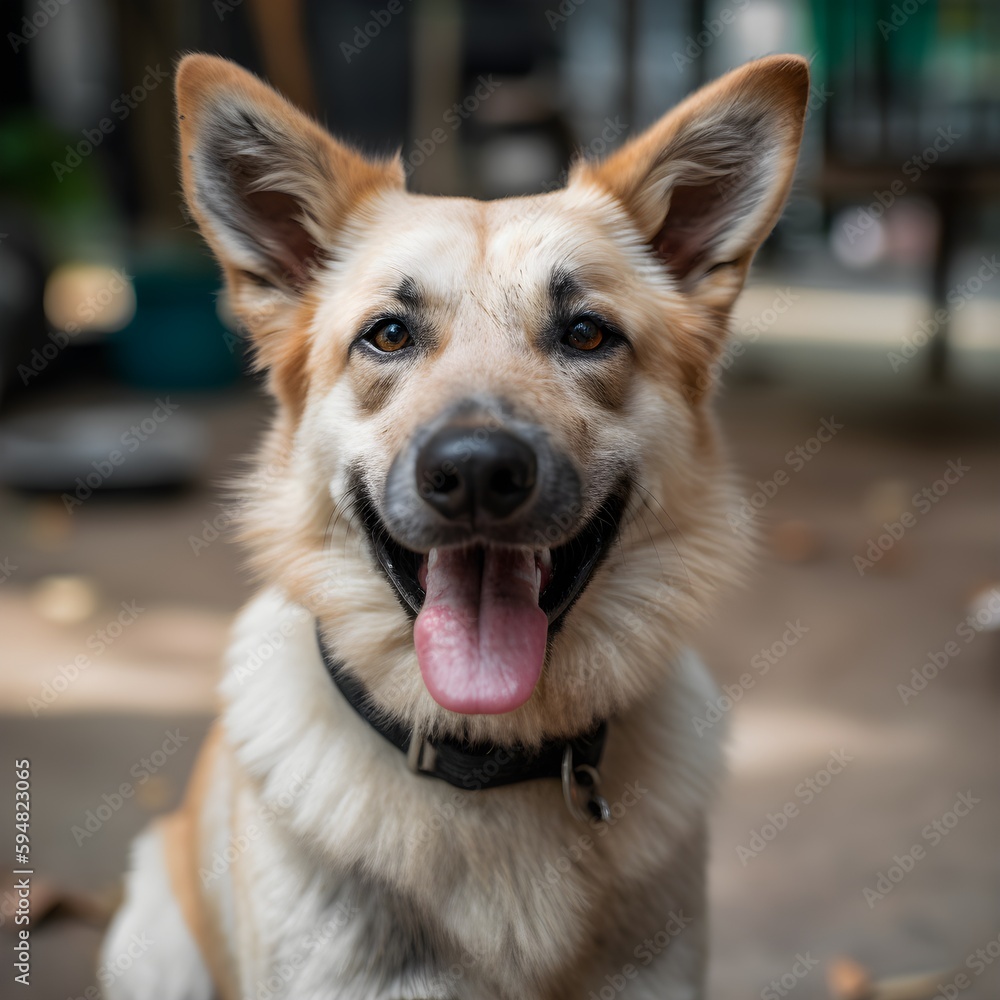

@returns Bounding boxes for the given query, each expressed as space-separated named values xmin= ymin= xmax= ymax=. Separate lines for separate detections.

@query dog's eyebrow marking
xmin=392 ymin=276 xmax=422 ymax=311
xmin=549 ymin=268 xmax=584 ymax=317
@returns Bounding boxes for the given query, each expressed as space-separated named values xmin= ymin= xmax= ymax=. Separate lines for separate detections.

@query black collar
xmin=315 ymin=625 xmax=608 ymax=808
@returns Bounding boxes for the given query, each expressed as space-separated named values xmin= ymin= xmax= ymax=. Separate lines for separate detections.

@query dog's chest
xmin=240 ymin=810 xmax=623 ymax=1000
xmin=220 ymin=592 xmax=719 ymax=997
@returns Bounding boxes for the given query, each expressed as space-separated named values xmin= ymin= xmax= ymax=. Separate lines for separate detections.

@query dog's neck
xmin=316 ymin=624 xmax=611 ymax=819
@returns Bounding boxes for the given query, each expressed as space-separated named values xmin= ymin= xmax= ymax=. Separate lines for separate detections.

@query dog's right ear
xmin=175 ymin=54 xmax=403 ymax=326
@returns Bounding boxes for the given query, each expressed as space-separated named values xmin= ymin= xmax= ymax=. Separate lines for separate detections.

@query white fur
xmin=102 ymin=826 xmax=214 ymax=1000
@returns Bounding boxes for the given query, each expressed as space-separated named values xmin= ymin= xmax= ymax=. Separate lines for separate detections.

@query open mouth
xmin=354 ymin=481 xmax=631 ymax=715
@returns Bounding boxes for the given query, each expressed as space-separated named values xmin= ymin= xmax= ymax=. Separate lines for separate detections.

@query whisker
xmin=638 ymin=500 xmax=664 ymax=578
xmin=629 ymin=480 xmax=694 ymax=594
xmin=324 ymin=506 xmax=342 ymax=545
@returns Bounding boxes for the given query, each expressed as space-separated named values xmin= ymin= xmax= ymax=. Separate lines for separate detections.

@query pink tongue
xmin=414 ymin=547 xmax=547 ymax=714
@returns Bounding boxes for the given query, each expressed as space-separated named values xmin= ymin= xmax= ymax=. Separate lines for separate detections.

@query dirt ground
xmin=0 ymin=369 xmax=997 ymax=1000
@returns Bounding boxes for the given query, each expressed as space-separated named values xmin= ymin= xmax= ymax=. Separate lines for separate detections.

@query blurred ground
xmin=0 ymin=357 xmax=997 ymax=999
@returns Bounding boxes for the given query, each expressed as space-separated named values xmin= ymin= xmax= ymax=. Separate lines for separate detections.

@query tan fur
xmin=159 ymin=725 xmax=237 ymax=999
xmin=103 ymin=53 xmax=810 ymax=1000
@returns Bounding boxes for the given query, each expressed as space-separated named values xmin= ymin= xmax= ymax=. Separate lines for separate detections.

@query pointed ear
xmin=572 ymin=55 xmax=808 ymax=311
xmin=175 ymin=53 xmax=403 ymax=309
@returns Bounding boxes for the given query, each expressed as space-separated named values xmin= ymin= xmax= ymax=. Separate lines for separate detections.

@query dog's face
xmin=176 ymin=55 xmax=807 ymax=729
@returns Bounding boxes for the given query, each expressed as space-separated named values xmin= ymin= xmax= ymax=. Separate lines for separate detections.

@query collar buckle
xmin=406 ymin=731 xmax=437 ymax=775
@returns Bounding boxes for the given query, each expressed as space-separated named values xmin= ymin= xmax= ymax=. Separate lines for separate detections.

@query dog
xmin=101 ymin=52 xmax=809 ymax=999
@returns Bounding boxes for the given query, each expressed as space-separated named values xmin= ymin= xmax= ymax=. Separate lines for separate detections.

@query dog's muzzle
xmin=359 ymin=399 xmax=631 ymax=716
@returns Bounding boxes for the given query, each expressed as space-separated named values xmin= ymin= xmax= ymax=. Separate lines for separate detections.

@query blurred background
xmin=0 ymin=0 xmax=997 ymax=997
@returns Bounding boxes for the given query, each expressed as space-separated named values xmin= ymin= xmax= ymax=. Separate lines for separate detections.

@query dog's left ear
xmin=174 ymin=54 xmax=404 ymax=405
xmin=573 ymin=55 xmax=809 ymax=312
xmin=175 ymin=53 xmax=403 ymax=317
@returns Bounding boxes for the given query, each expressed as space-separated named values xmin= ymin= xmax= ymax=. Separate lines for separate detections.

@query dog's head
xmin=175 ymin=54 xmax=808 ymax=735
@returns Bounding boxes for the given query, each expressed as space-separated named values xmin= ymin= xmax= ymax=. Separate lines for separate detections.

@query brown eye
xmin=368 ymin=320 xmax=412 ymax=353
xmin=563 ymin=317 xmax=605 ymax=352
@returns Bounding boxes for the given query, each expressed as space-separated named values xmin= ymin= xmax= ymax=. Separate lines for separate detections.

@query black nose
xmin=416 ymin=425 xmax=537 ymax=522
